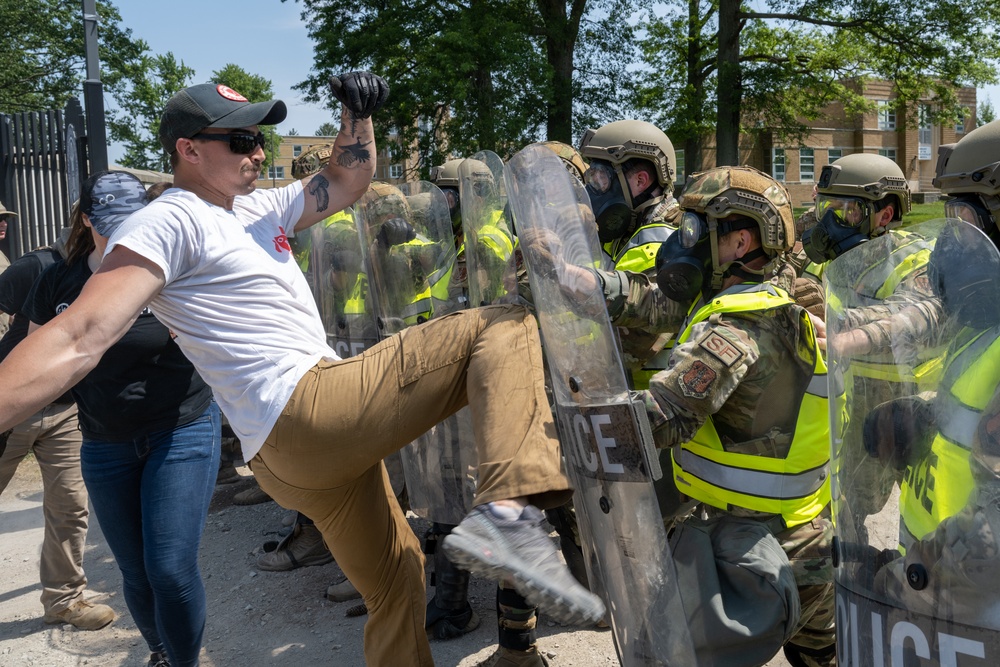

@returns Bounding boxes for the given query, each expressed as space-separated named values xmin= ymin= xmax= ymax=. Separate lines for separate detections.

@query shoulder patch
xmin=698 ymin=329 xmax=746 ymax=368
xmin=679 ymin=360 xmax=717 ymax=399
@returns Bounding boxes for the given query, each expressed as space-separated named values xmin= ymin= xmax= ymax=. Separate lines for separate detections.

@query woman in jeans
xmin=25 ymin=171 xmax=219 ymax=667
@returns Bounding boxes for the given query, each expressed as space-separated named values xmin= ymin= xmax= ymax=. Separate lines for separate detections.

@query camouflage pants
xmin=780 ymin=512 xmax=836 ymax=665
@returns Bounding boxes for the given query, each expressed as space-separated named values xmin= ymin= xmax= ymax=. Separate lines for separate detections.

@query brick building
xmin=676 ymin=81 xmax=978 ymax=207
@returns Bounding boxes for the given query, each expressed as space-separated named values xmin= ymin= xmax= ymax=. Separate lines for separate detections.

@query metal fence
xmin=0 ymin=99 xmax=86 ymax=261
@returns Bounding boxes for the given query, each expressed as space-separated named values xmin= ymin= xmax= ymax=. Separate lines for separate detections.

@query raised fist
xmin=377 ymin=217 xmax=416 ymax=247
xmin=328 ymin=72 xmax=389 ymax=119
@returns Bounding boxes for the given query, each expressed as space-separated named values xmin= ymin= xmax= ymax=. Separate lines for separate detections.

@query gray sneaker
xmin=442 ymin=505 xmax=605 ymax=626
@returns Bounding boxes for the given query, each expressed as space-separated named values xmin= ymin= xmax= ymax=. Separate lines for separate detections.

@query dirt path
xmin=0 ymin=456 xmax=794 ymax=666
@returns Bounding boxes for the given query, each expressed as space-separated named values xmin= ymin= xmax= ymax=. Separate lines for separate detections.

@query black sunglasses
xmin=191 ymin=131 xmax=267 ymax=155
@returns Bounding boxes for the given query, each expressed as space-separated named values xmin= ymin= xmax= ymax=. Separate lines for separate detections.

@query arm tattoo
xmin=336 ymin=138 xmax=373 ymax=168
xmin=307 ymin=174 xmax=331 ymax=213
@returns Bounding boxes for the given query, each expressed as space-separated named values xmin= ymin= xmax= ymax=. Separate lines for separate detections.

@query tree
xmin=107 ymin=53 xmax=194 ymax=172
xmin=211 ymin=65 xmax=281 ymax=174
xmin=979 ymin=96 xmax=996 ymax=126
xmin=0 ymin=0 xmax=147 ymax=112
xmin=315 ymin=122 xmax=338 ymax=136
xmin=634 ymin=0 xmax=1000 ymax=166
xmin=288 ymin=0 xmax=634 ymax=174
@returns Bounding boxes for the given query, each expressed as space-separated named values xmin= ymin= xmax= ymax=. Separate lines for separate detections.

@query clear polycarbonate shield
xmin=302 ymin=207 xmax=379 ymax=358
xmin=395 ymin=180 xmax=478 ymax=524
xmin=506 ymin=143 xmax=695 ymax=667
xmin=826 ymin=218 xmax=1000 ymax=665
xmin=459 ymin=150 xmax=518 ymax=307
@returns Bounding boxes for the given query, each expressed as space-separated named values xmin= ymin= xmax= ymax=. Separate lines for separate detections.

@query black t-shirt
xmin=0 ymin=248 xmax=73 ymax=403
xmin=24 ymin=257 xmax=213 ymax=441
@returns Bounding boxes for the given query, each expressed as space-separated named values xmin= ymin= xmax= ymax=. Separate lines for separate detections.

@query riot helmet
xmin=363 ymin=181 xmax=415 ymax=246
xmin=656 ymin=166 xmax=793 ymax=302
xmin=803 ymin=153 xmax=911 ymax=263
xmin=430 ymin=158 xmax=465 ymax=232
xmin=291 ymin=144 xmax=334 ymax=180
xmin=578 ymin=120 xmax=675 ymax=243
xmin=538 ymin=141 xmax=589 ymax=187
xmin=933 ymin=119 xmax=1000 ymax=249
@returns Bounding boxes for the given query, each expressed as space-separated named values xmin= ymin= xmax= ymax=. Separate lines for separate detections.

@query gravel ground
xmin=0 ymin=455 xmax=795 ymax=666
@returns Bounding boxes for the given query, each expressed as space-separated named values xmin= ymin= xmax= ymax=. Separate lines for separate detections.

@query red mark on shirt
xmin=274 ymin=227 xmax=291 ymax=253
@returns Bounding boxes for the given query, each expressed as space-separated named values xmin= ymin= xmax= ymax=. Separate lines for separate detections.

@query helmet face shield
xmin=815 ymin=195 xmax=870 ymax=229
xmin=584 ymin=161 xmax=616 ymax=195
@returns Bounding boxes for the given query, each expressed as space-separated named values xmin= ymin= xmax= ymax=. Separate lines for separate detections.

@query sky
xmin=106 ymin=1 xmax=1000 ymax=164
xmin=107 ymin=0 xmax=334 ymax=163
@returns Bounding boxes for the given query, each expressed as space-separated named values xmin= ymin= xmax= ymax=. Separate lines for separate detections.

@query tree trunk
xmin=538 ymin=0 xmax=583 ymax=144
xmin=716 ymin=0 xmax=741 ymax=166
xmin=684 ymin=0 xmax=705 ymax=175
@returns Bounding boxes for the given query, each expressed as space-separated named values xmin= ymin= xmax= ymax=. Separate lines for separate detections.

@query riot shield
xmin=301 ymin=208 xmax=379 ymax=358
xmin=356 ymin=181 xmax=476 ymax=524
xmin=506 ymin=143 xmax=695 ymax=667
xmin=459 ymin=150 xmax=518 ymax=306
xmin=827 ymin=218 xmax=1000 ymax=665
xmin=399 ymin=180 xmax=478 ymax=524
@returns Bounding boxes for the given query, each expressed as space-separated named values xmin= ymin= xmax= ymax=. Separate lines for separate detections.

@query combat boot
xmin=256 ymin=519 xmax=333 ymax=571
xmin=474 ymin=584 xmax=548 ymax=667
xmin=426 ymin=530 xmax=479 ymax=639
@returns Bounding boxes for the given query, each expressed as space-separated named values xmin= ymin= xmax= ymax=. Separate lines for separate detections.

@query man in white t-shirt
xmin=0 ymin=74 xmax=603 ymax=666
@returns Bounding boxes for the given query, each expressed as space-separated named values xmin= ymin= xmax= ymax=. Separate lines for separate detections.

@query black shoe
xmin=147 ymin=652 xmax=170 ymax=667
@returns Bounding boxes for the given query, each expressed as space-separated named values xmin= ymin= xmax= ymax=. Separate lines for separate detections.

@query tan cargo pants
xmin=252 ymin=305 xmax=571 ymax=667
xmin=0 ymin=402 xmax=88 ymax=615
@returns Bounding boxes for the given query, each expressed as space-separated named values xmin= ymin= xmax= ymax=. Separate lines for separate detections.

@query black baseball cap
xmin=158 ymin=83 xmax=287 ymax=154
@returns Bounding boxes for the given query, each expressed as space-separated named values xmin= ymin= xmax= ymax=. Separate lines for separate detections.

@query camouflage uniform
xmin=795 ymin=206 xmax=818 ymax=241
xmin=603 ymin=268 xmax=836 ymax=663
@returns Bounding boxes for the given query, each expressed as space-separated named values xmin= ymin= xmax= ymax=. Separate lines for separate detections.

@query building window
xmin=957 ymin=111 xmax=968 ymax=134
xmin=877 ymin=100 xmax=896 ymax=131
xmin=918 ymin=104 xmax=933 ymax=160
xmin=827 ymin=148 xmax=843 ymax=163
xmin=388 ymin=164 xmax=403 ymax=180
xmin=878 ymin=148 xmax=897 ymax=163
xmin=259 ymin=166 xmax=285 ymax=180
xmin=675 ymin=149 xmax=685 ymax=185
xmin=799 ymin=148 xmax=815 ymax=182
xmin=293 ymin=145 xmax=303 ymax=157
xmin=772 ymin=148 xmax=785 ymax=182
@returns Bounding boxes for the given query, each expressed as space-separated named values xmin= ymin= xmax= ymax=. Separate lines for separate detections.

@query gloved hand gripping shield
xmin=459 ymin=150 xmax=518 ymax=306
xmin=826 ymin=218 xmax=1000 ymax=664
xmin=357 ymin=181 xmax=476 ymax=524
xmin=506 ymin=143 xmax=695 ymax=667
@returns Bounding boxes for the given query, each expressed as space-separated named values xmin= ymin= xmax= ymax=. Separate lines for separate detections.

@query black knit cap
xmin=158 ymin=83 xmax=287 ymax=154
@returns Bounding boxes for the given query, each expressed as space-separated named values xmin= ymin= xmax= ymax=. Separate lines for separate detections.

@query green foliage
xmin=315 ymin=122 xmax=338 ymax=137
xmin=979 ymin=96 xmax=996 ymax=126
xmin=632 ymin=0 xmax=1000 ymax=166
xmin=211 ymin=64 xmax=281 ymax=172
xmin=290 ymin=0 xmax=634 ymax=174
xmin=107 ymin=53 xmax=194 ymax=172
xmin=0 ymin=0 xmax=146 ymax=112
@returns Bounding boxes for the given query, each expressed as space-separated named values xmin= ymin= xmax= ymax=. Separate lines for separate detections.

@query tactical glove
xmin=377 ymin=218 xmax=416 ymax=247
xmin=863 ymin=395 xmax=936 ymax=470
xmin=792 ymin=276 xmax=825 ymax=320
xmin=328 ymin=72 xmax=389 ymax=119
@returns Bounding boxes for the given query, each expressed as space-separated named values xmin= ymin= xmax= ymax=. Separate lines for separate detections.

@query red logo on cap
xmin=216 ymin=85 xmax=248 ymax=102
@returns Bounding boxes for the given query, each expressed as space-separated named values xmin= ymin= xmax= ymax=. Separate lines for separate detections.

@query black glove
xmin=328 ymin=72 xmax=389 ymax=119
xmin=863 ymin=395 xmax=936 ymax=471
xmin=377 ymin=218 xmax=416 ymax=247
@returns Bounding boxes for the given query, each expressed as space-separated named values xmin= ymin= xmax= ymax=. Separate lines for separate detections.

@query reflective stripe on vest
xmin=670 ymin=283 xmax=831 ymax=527
xmin=614 ymin=223 xmax=673 ymax=273
xmin=899 ymin=326 xmax=1000 ymax=545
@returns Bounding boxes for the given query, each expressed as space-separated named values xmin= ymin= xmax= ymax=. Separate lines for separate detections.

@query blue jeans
xmin=81 ymin=402 xmax=220 ymax=667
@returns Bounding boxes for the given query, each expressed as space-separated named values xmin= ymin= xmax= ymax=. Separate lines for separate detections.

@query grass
xmin=792 ymin=200 xmax=946 ymax=225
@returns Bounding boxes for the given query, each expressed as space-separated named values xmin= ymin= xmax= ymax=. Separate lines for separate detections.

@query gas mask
xmin=584 ymin=161 xmax=634 ymax=243
xmin=944 ymin=195 xmax=1000 ymax=249
xmin=929 ymin=223 xmax=1000 ymax=331
xmin=655 ymin=212 xmax=712 ymax=302
xmin=802 ymin=195 xmax=874 ymax=263
xmin=441 ymin=187 xmax=462 ymax=232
